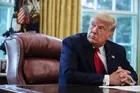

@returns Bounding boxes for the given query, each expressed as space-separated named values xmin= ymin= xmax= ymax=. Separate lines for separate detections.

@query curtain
xmin=40 ymin=0 xmax=81 ymax=39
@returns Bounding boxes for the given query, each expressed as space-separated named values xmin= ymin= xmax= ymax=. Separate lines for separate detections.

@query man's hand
xmin=110 ymin=66 xmax=132 ymax=86
xmin=117 ymin=67 xmax=132 ymax=85
xmin=109 ymin=71 xmax=122 ymax=85
xmin=117 ymin=66 xmax=131 ymax=74
xmin=120 ymin=73 xmax=132 ymax=85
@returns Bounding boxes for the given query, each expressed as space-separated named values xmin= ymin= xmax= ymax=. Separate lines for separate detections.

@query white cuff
xmin=103 ymin=75 xmax=110 ymax=86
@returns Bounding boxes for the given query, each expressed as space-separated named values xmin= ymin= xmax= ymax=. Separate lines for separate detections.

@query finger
xmin=121 ymin=75 xmax=132 ymax=85
xmin=120 ymin=73 xmax=132 ymax=80
xmin=116 ymin=68 xmax=123 ymax=73
xmin=120 ymin=72 xmax=127 ymax=78
xmin=117 ymin=68 xmax=131 ymax=74
xmin=121 ymin=77 xmax=128 ymax=82
xmin=126 ymin=75 xmax=132 ymax=82
xmin=117 ymin=66 xmax=125 ymax=73
xmin=121 ymin=83 xmax=125 ymax=86
xmin=123 ymin=80 xmax=131 ymax=85
xmin=124 ymin=70 xmax=131 ymax=74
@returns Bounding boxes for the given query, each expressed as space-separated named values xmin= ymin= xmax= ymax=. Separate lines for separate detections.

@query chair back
xmin=4 ymin=33 xmax=62 ymax=85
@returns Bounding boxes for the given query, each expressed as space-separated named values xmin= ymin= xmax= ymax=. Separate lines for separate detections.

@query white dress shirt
xmin=97 ymin=46 xmax=109 ymax=85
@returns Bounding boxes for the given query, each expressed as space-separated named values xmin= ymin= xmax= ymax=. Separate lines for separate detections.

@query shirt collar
xmin=99 ymin=46 xmax=104 ymax=54
xmin=93 ymin=46 xmax=104 ymax=54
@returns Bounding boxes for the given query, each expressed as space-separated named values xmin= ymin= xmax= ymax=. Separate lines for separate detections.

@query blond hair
xmin=94 ymin=11 xmax=117 ymax=32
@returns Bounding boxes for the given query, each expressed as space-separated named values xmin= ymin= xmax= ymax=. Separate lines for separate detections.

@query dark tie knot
xmin=95 ymin=48 xmax=99 ymax=53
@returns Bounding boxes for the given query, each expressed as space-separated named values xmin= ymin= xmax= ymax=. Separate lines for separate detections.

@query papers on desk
xmin=99 ymin=85 xmax=140 ymax=92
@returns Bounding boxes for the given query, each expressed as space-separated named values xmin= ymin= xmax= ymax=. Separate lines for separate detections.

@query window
xmin=81 ymin=0 xmax=138 ymax=71
xmin=0 ymin=0 xmax=14 ymax=58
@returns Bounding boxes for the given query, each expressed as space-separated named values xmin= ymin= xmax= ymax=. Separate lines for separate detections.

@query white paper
xmin=99 ymin=85 xmax=140 ymax=92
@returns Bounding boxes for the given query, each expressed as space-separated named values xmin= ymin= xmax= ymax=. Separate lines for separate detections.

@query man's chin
xmin=88 ymin=39 xmax=97 ymax=45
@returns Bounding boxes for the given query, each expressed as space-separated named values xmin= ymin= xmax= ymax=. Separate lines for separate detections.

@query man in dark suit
xmin=58 ymin=12 xmax=138 ymax=85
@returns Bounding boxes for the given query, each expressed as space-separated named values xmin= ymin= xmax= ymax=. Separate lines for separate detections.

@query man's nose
xmin=91 ymin=26 xmax=98 ymax=33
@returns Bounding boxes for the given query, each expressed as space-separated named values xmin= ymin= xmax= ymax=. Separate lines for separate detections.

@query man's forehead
xmin=91 ymin=18 xmax=111 ymax=26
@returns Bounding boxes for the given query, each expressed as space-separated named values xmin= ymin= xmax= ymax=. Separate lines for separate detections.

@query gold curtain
xmin=40 ymin=0 xmax=81 ymax=39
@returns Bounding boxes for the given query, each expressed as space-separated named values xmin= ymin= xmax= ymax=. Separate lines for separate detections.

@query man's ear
xmin=107 ymin=31 xmax=114 ymax=40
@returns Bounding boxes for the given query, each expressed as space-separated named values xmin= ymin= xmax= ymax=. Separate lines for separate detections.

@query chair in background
xmin=4 ymin=33 xmax=62 ymax=85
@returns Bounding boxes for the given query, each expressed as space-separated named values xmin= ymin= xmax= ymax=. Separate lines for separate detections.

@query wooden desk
xmin=0 ymin=84 xmax=136 ymax=93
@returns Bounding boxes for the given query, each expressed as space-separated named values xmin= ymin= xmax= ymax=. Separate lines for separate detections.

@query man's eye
xmin=99 ymin=27 xmax=103 ymax=29
xmin=99 ymin=27 xmax=104 ymax=30
xmin=93 ymin=24 xmax=96 ymax=27
xmin=91 ymin=24 xmax=96 ymax=28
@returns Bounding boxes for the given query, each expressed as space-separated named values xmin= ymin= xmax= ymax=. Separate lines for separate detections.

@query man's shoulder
xmin=106 ymin=40 xmax=124 ymax=49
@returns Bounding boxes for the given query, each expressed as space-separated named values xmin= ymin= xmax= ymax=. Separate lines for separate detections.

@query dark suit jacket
xmin=58 ymin=33 xmax=138 ymax=85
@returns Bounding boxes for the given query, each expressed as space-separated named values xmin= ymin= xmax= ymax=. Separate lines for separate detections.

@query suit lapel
xmin=104 ymin=41 xmax=118 ymax=74
xmin=82 ymin=35 xmax=96 ymax=72
xmin=85 ymin=46 xmax=96 ymax=72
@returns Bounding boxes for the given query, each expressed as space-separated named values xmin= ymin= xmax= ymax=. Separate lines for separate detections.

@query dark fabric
xmin=94 ymin=48 xmax=106 ymax=74
xmin=58 ymin=33 xmax=138 ymax=85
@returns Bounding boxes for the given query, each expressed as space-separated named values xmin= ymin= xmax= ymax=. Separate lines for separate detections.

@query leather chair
xmin=4 ymin=33 xmax=62 ymax=85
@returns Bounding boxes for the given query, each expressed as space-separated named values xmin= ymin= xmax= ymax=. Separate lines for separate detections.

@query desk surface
xmin=0 ymin=84 xmax=136 ymax=93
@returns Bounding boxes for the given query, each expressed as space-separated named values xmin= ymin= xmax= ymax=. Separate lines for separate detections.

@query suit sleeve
xmin=120 ymin=47 xmax=138 ymax=84
xmin=59 ymin=38 xmax=104 ymax=85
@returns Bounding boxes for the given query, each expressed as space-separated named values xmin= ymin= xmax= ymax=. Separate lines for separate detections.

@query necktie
xmin=94 ymin=48 xmax=106 ymax=74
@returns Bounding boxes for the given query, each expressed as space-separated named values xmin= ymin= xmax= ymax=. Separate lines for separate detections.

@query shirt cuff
xmin=103 ymin=75 xmax=109 ymax=86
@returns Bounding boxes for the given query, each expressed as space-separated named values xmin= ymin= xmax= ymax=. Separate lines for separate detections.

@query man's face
xmin=87 ymin=18 xmax=113 ymax=47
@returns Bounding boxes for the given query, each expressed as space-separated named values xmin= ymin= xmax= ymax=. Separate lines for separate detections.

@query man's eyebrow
xmin=98 ymin=24 xmax=105 ymax=27
xmin=99 ymin=25 xmax=104 ymax=27
xmin=99 ymin=25 xmax=106 ymax=30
